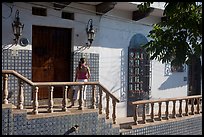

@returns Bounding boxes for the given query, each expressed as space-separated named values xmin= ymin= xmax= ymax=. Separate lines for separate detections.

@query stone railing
xmin=2 ymin=70 xmax=120 ymax=124
xmin=131 ymin=95 xmax=202 ymax=125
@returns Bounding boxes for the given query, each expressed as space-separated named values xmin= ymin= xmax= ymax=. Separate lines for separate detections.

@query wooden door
xmin=32 ymin=25 xmax=72 ymax=99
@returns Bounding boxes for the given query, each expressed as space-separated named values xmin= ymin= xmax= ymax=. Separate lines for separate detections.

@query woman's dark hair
xmin=78 ymin=58 xmax=86 ymax=70
xmin=78 ymin=61 xmax=82 ymax=70
xmin=80 ymin=58 xmax=85 ymax=64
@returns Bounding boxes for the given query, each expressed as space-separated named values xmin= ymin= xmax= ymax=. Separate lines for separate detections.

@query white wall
xmin=151 ymin=60 xmax=188 ymax=100
xmin=2 ymin=2 xmax=188 ymax=118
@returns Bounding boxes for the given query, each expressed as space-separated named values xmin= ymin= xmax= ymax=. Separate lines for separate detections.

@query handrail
xmin=132 ymin=95 xmax=202 ymax=105
xmin=131 ymin=95 xmax=202 ymax=125
xmin=33 ymin=81 xmax=98 ymax=86
xmin=98 ymin=84 xmax=120 ymax=103
xmin=2 ymin=70 xmax=119 ymax=101
xmin=2 ymin=70 xmax=95 ymax=86
xmin=2 ymin=70 xmax=34 ymax=86
xmin=33 ymin=81 xmax=119 ymax=103
xmin=2 ymin=70 xmax=120 ymax=124
xmin=2 ymin=70 xmax=119 ymax=102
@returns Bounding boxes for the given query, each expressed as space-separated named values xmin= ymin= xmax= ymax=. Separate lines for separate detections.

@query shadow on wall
xmin=159 ymin=73 xmax=187 ymax=90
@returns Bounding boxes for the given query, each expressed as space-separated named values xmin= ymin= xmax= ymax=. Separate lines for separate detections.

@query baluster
xmin=48 ymin=86 xmax=54 ymax=113
xmin=62 ymin=86 xmax=68 ymax=111
xmin=32 ymin=86 xmax=39 ymax=114
xmin=142 ymin=104 xmax=146 ymax=124
xmin=158 ymin=102 xmax=162 ymax=121
xmin=78 ymin=85 xmax=83 ymax=110
xmin=91 ymin=85 xmax=96 ymax=109
xmin=178 ymin=100 xmax=183 ymax=117
xmin=133 ymin=105 xmax=138 ymax=125
xmin=200 ymin=98 xmax=202 ymax=113
xmin=195 ymin=98 xmax=200 ymax=114
xmin=172 ymin=100 xmax=176 ymax=118
xmin=190 ymin=98 xmax=195 ymax=115
xmin=98 ymin=87 xmax=103 ymax=114
xmin=165 ymin=101 xmax=169 ymax=120
xmin=106 ymin=94 xmax=110 ymax=119
xmin=17 ymin=80 xmax=24 ymax=109
xmin=150 ymin=103 xmax=154 ymax=122
xmin=3 ymin=74 xmax=9 ymax=104
xmin=185 ymin=99 xmax=189 ymax=116
xmin=112 ymin=100 xmax=116 ymax=124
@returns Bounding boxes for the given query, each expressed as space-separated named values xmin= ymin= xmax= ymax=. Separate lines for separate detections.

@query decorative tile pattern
xmin=2 ymin=50 xmax=99 ymax=107
xmin=2 ymin=49 xmax=32 ymax=106
xmin=2 ymin=106 xmax=202 ymax=135
xmin=121 ymin=116 xmax=202 ymax=135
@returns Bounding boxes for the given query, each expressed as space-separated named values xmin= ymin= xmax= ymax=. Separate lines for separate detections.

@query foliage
xmin=138 ymin=2 xmax=202 ymax=66
xmin=137 ymin=2 xmax=154 ymax=12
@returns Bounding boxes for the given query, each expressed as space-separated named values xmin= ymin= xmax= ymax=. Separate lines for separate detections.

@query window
xmin=165 ymin=63 xmax=186 ymax=76
xmin=61 ymin=12 xmax=74 ymax=20
xmin=128 ymin=48 xmax=151 ymax=98
xmin=32 ymin=7 xmax=47 ymax=16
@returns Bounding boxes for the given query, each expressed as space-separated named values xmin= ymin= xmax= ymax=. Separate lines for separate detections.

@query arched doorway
xmin=127 ymin=33 xmax=151 ymax=117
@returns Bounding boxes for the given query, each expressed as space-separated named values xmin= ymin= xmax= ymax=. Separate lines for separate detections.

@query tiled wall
xmin=2 ymin=49 xmax=32 ymax=106
xmin=2 ymin=104 xmax=202 ymax=135
xmin=2 ymin=49 xmax=99 ymax=106
xmin=121 ymin=116 xmax=202 ymax=135
xmin=2 ymin=104 xmax=120 ymax=135
xmin=2 ymin=107 xmax=13 ymax=135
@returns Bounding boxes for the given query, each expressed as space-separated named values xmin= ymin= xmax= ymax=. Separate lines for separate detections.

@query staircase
xmin=2 ymin=70 xmax=120 ymax=124
xmin=97 ymin=114 xmax=120 ymax=135
xmin=2 ymin=102 xmax=202 ymax=135
xmin=115 ymin=101 xmax=202 ymax=135
xmin=2 ymin=102 xmax=120 ymax=135
xmin=117 ymin=114 xmax=202 ymax=135
xmin=2 ymin=70 xmax=202 ymax=135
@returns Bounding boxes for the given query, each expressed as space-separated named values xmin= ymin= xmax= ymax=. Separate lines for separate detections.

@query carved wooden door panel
xmin=32 ymin=25 xmax=72 ymax=99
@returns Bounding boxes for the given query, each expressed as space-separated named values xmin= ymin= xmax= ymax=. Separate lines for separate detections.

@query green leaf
xmin=144 ymin=2 xmax=202 ymax=65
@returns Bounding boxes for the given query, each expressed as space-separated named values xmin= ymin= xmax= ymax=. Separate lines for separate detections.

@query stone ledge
xmin=2 ymin=103 xmax=16 ymax=109
xmin=131 ymin=114 xmax=202 ymax=129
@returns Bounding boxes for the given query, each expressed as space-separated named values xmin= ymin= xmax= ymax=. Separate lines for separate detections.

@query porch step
xmin=117 ymin=112 xmax=203 ymax=133
xmin=37 ymin=98 xmax=71 ymax=106
xmin=117 ymin=115 xmax=172 ymax=130
xmin=116 ymin=116 xmax=135 ymax=129
xmin=97 ymin=114 xmax=120 ymax=135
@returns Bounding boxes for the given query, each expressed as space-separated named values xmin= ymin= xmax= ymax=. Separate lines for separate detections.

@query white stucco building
xmin=2 ymin=2 xmax=188 ymax=118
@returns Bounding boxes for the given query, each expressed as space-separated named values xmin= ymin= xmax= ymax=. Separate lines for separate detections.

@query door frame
xmin=32 ymin=25 xmax=73 ymax=99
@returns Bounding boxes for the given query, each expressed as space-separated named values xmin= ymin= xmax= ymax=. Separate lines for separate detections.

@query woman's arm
xmin=87 ymin=67 xmax=91 ymax=80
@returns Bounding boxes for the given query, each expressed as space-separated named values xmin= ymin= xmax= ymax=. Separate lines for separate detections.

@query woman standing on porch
xmin=70 ymin=58 xmax=90 ymax=108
